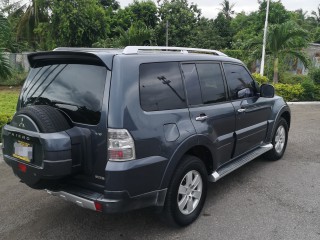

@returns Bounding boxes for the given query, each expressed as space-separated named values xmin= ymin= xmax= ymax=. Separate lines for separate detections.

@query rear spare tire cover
xmin=10 ymin=105 xmax=71 ymax=189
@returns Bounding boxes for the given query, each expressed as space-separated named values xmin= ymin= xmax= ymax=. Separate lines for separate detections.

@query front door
xmin=223 ymin=63 xmax=272 ymax=157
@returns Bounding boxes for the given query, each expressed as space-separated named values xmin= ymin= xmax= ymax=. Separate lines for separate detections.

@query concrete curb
xmin=287 ymin=102 xmax=320 ymax=105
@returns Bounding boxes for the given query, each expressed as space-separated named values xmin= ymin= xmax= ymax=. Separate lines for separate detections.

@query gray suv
xmin=1 ymin=46 xmax=290 ymax=226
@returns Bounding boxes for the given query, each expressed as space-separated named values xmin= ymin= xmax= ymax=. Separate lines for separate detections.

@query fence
xmin=4 ymin=52 xmax=31 ymax=72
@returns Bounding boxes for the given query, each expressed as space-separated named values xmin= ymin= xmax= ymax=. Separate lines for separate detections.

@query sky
xmin=118 ymin=0 xmax=320 ymax=19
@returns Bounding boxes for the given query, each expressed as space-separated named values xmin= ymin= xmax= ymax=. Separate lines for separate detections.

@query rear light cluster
xmin=107 ymin=128 xmax=136 ymax=161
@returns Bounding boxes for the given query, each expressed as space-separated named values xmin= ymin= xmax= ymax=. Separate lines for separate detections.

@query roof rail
xmin=122 ymin=46 xmax=228 ymax=56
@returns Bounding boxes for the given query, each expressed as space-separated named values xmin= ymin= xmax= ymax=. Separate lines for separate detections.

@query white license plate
xmin=13 ymin=141 xmax=33 ymax=162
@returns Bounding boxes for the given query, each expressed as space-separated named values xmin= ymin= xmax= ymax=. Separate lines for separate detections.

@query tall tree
xmin=0 ymin=15 xmax=12 ymax=79
xmin=214 ymin=12 xmax=233 ymax=49
xmin=5 ymin=0 xmax=51 ymax=49
xmin=219 ymin=0 xmax=235 ymax=20
xmin=51 ymin=0 xmax=110 ymax=47
xmin=156 ymin=0 xmax=201 ymax=46
xmin=311 ymin=4 xmax=320 ymax=23
xmin=249 ymin=21 xmax=309 ymax=83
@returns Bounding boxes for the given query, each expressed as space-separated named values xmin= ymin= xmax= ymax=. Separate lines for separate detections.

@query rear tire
xmin=163 ymin=155 xmax=207 ymax=227
xmin=263 ymin=117 xmax=288 ymax=161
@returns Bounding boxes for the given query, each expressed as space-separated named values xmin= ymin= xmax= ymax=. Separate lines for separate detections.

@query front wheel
xmin=163 ymin=155 xmax=207 ymax=227
xmin=263 ymin=117 xmax=288 ymax=161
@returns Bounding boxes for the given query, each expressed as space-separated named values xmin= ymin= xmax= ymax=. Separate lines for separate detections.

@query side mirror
xmin=237 ymin=88 xmax=252 ymax=99
xmin=260 ymin=84 xmax=274 ymax=98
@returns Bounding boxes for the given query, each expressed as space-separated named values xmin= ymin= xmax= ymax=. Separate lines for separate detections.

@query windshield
xmin=21 ymin=64 xmax=107 ymax=125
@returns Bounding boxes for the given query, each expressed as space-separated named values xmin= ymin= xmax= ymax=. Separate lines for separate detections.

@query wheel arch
xmin=266 ymin=104 xmax=291 ymax=143
xmin=159 ymin=135 xmax=217 ymax=189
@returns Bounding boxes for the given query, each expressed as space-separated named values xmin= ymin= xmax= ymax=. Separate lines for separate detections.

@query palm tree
xmin=219 ymin=0 xmax=235 ymax=20
xmin=311 ymin=4 xmax=320 ymax=23
xmin=267 ymin=21 xmax=309 ymax=83
xmin=247 ymin=21 xmax=309 ymax=83
xmin=7 ymin=0 xmax=51 ymax=48
xmin=117 ymin=22 xmax=153 ymax=46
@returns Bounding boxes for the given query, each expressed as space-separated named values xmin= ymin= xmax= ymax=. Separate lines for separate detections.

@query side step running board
xmin=208 ymin=143 xmax=273 ymax=182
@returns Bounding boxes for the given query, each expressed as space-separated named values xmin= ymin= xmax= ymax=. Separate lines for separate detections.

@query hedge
xmin=274 ymin=83 xmax=305 ymax=101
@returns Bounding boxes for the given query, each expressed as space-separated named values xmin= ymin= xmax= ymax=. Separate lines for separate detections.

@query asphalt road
xmin=1 ymin=104 xmax=320 ymax=240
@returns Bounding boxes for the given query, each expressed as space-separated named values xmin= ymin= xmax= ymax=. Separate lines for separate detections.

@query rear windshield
xmin=20 ymin=64 xmax=107 ymax=125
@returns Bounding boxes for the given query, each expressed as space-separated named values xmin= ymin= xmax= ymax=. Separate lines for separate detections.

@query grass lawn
xmin=0 ymin=87 xmax=20 ymax=116
xmin=0 ymin=87 xmax=20 ymax=142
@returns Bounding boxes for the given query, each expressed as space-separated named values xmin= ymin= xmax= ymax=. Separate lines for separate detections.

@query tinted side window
xmin=181 ymin=64 xmax=202 ymax=106
xmin=140 ymin=62 xmax=187 ymax=111
xmin=223 ymin=64 xmax=255 ymax=100
xmin=196 ymin=63 xmax=226 ymax=104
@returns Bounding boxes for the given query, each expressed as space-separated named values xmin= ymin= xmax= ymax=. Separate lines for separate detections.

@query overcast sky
xmin=118 ymin=0 xmax=319 ymax=19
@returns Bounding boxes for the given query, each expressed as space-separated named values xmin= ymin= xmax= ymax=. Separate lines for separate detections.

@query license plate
xmin=13 ymin=141 xmax=33 ymax=163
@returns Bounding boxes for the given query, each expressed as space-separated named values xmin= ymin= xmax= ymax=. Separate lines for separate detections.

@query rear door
xmin=181 ymin=62 xmax=236 ymax=167
xmin=223 ymin=63 xmax=272 ymax=157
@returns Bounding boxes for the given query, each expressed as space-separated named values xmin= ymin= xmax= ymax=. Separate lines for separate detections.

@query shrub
xmin=0 ymin=89 xmax=19 ymax=142
xmin=274 ymin=83 xmax=304 ymax=101
xmin=0 ymin=114 xmax=12 ymax=142
xmin=0 ymin=70 xmax=27 ymax=86
xmin=309 ymin=68 xmax=320 ymax=84
xmin=280 ymin=72 xmax=311 ymax=84
xmin=252 ymin=73 xmax=269 ymax=84
xmin=301 ymin=79 xmax=317 ymax=100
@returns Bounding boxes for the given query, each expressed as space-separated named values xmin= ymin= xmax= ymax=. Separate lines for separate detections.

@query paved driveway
xmin=0 ymin=104 xmax=320 ymax=240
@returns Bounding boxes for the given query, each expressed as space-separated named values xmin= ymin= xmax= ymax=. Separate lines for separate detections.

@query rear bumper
xmin=46 ymin=188 xmax=167 ymax=213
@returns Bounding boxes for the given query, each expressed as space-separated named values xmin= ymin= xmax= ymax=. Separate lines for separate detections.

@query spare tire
xmin=12 ymin=105 xmax=71 ymax=133
xmin=8 ymin=105 xmax=72 ymax=189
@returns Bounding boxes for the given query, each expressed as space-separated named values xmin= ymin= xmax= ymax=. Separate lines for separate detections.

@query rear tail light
xmin=94 ymin=201 xmax=103 ymax=212
xmin=18 ymin=163 xmax=27 ymax=173
xmin=108 ymin=129 xmax=136 ymax=161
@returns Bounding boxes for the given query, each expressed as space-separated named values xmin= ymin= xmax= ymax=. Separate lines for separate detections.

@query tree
xmin=109 ymin=0 xmax=157 ymax=38
xmin=5 ymin=0 xmax=51 ymax=49
xmin=117 ymin=22 xmax=154 ymax=46
xmin=311 ymin=4 xmax=320 ymax=23
xmin=214 ymin=12 xmax=233 ymax=49
xmin=249 ymin=21 xmax=309 ymax=83
xmin=189 ymin=18 xmax=225 ymax=49
xmin=51 ymin=0 xmax=110 ymax=47
xmin=99 ymin=0 xmax=120 ymax=10
xmin=219 ymin=0 xmax=235 ymax=20
xmin=156 ymin=0 xmax=201 ymax=46
xmin=0 ymin=15 xmax=12 ymax=79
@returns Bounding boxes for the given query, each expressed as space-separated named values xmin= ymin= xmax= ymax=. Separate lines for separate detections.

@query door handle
xmin=237 ymin=108 xmax=246 ymax=113
xmin=195 ymin=115 xmax=208 ymax=121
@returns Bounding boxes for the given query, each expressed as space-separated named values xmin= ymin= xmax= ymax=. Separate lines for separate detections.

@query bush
xmin=301 ymin=79 xmax=317 ymax=100
xmin=0 ymin=70 xmax=27 ymax=86
xmin=252 ymin=73 xmax=269 ymax=84
xmin=0 ymin=89 xmax=19 ymax=142
xmin=0 ymin=114 xmax=12 ymax=142
xmin=274 ymin=83 xmax=304 ymax=101
xmin=279 ymin=72 xmax=311 ymax=84
xmin=309 ymin=68 xmax=320 ymax=84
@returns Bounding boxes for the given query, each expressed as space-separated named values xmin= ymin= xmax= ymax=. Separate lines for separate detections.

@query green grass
xmin=0 ymin=88 xmax=20 ymax=142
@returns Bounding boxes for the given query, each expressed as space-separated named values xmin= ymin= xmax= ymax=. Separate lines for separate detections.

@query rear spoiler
xmin=28 ymin=51 xmax=111 ymax=70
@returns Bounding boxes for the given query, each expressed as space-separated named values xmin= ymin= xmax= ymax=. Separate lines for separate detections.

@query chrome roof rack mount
xmin=122 ymin=46 xmax=228 ymax=56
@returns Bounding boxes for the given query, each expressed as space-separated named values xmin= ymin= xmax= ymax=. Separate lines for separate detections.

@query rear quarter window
xmin=139 ymin=62 xmax=187 ymax=111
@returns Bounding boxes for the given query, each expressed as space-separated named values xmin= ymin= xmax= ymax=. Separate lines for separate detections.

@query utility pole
xmin=166 ymin=20 xmax=169 ymax=47
xmin=260 ymin=0 xmax=270 ymax=76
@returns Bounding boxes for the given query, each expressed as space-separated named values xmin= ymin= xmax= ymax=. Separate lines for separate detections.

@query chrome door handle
xmin=195 ymin=115 xmax=208 ymax=121
xmin=238 ymin=108 xmax=246 ymax=113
